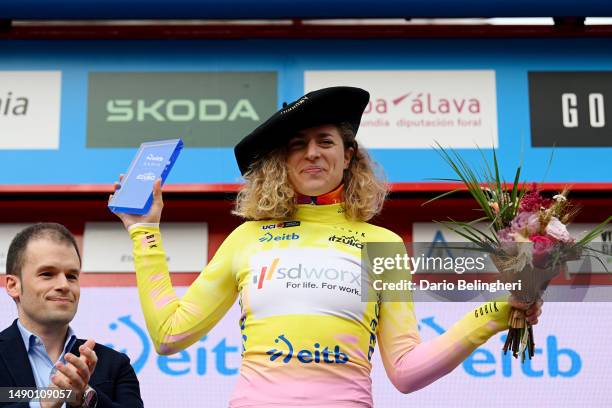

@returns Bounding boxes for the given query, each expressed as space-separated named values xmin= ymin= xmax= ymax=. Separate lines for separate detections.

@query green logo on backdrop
xmin=87 ymin=72 xmax=277 ymax=147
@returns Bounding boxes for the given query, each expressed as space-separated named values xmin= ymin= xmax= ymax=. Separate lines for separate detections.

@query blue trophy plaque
xmin=108 ymin=138 xmax=183 ymax=215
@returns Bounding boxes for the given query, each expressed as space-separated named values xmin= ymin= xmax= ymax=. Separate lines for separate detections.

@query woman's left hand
xmin=509 ymin=297 xmax=543 ymax=325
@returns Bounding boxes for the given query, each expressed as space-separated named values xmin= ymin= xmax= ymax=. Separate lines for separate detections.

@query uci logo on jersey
xmin=258 ymin=232 xmax=300 ymax=243
xmin=262 ymin=221 xmax=301 ymax=230
xmin=266 ymin=334 xmax=349 ymax=364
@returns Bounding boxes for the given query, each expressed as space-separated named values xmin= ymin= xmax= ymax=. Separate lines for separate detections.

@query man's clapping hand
xmin=41 ymin=339 xmax=98 ymax=408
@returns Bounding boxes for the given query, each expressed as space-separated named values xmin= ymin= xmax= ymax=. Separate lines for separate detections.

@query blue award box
xmin=108 ymin=138 xmax=183 ymax=215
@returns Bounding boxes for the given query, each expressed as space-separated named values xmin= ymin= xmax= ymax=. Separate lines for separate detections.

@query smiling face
xmin=285 ymin=124 xmax=354 ymax=197
xmin=6 ymin=238 xmax=81 ymax=332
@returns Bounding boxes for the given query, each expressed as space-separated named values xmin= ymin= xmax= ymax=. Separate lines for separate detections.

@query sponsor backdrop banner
xmin=0 ymin=71 xmax=61 ymax=149
xmin=305 ymin=70 xmax=498 ymax=149
xmin=0 ymin=224 xmax=32 ymax=273
xmin=0 ymin=40 xmax=610 ymax=183
xmin=529 ymin=72 xmax=612 ymax=147
xmin=1 ymin=222 xmax=209 ymax=274
xmin=87 ymin=72 xmax=277 ymax=147
xmin=82 ymin=222 xmax=208 ymax=272
xmin=0 ymin=288 xmax=609 ymax=406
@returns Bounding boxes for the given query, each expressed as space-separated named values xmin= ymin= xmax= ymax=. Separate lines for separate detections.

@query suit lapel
xmin=0 ymin=320 xmax=36 ymax=387
xmin=69 ymin=339 xmax=84 ymax=357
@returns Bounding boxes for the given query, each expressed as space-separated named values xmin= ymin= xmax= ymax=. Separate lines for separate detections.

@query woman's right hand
xmin=110 ymin=175 xmax=164 ymax=230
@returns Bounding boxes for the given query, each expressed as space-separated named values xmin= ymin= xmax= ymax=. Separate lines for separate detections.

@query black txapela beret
xmin=234 ymin=86 xmax=370 ymax=175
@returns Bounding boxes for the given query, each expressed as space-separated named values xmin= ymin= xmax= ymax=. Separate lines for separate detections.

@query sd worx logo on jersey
xmin=267 ymin=334 xmax=349 ymax=364
xmin=254 ymin=258 xmax=281 ymax=289
xmin=252 ymin=258 xmax=360 ymax=290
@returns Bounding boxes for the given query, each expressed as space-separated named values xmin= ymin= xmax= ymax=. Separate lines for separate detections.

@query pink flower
xmin=530 ymin=234 xmax=556 ymax=267
xmin=510 ymin=212 xmax=540 ymax=235
xmin=545 ymin=217 xmax=574 ymax=243
xmin=497 ymin=227 xmax=514 ymax=243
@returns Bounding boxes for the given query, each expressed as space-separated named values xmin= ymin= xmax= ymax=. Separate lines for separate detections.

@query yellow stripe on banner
xmin=266 ymin=258 xmax=279 ymax=280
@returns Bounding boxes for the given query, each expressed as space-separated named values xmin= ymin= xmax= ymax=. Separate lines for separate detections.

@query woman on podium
xmin=112 ymin=87 xmax=541 ymax=407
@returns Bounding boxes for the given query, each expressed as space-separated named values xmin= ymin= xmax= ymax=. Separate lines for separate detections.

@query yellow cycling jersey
xmin=130 ymin=203 xmax=511 ymax=408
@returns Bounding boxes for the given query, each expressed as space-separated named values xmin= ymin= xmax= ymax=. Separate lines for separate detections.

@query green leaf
xmin=440 ymin=218 xmax=497 ymax=243
xmin=422 ymin=189 xmax=463 ymax=206
xmin=541 ymin=145 xmax=556 ymax=184
xmin=510 ymin=166 xmax=522 ymax=213
xmin=576 ymin=216 xmax=611 ymax=245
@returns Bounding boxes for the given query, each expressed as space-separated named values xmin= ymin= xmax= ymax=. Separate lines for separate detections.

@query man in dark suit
xmin=0 ymin=223 xmax=143 ymax=408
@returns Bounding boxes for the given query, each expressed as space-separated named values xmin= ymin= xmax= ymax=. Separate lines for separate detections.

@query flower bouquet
xmin=426 ymin=146 xmax=611 ymax=362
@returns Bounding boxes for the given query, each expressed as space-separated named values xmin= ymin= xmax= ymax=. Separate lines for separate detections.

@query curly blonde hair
xmin=233 ymin=123 xmax=388 ymax=222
